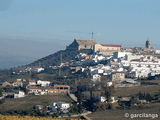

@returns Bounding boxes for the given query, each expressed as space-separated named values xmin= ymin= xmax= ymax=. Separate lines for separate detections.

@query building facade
xmin=66 ymin=39 xmax=121 ymax=54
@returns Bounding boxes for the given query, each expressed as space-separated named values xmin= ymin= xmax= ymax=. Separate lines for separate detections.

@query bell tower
xmin=145 ymin=38 xmax=150 ymax=49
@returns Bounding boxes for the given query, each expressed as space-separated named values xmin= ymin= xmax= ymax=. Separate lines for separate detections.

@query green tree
xmin=138 ymin=92 xmax=144 ymax=100
xmin=0 ymin=88 xmax=3 ymax=97
xmin=104 ymin=86 xmax=114 ymax=102
xmin=30 ymin=73 xmax=39 ymax=80
xmin=145 ymin=93 xmax=153 ymax=102
xmin=70 ymin=103 xmax=78 ymax=113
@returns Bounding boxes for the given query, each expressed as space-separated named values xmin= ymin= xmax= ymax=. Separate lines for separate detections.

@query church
xmin=66 ymin=39 xmax=121 ymax=53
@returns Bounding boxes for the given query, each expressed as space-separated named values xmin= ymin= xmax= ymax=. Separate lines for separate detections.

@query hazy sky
xmin=0 ymin=0 xmax=160 ymax=48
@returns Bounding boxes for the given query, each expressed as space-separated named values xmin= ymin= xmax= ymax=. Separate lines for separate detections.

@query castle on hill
xmin=66 ymin=38 xmax=121 ymax=54
xmin=66 ymin=38 xmax=160 ymax=55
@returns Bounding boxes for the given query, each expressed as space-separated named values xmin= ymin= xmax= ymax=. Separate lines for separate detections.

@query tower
xmin=145 ymin=39 xmax=151 ymax=49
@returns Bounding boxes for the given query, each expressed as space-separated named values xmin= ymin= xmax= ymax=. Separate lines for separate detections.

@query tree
xmin=0 ymin=88 xmax=3 ymax=97
xmin=70 ymin=103 xmax=78 ymax=113
xmin=145 ymin=93 xmax=153 ymax=102
xmin=30 ymin=73 xmax=39 ymax=80
xmin=138 ymin=92 xmax=144 ymax=100
xmin=104 ymin=86 xmax=114 ymax=102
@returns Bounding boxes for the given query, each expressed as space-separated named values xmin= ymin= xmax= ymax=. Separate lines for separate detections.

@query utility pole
xmin=91 ymin=32 xmax=94 ymax=39
xmin=59 ymin=52 xmax=62 ymax=76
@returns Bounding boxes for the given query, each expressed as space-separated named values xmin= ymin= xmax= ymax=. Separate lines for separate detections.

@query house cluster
xmin=27 ymin=84 xmax=70 ymax=95
xmin=12 ymin=67 xmax=45 ymax=75
xmin=0 ymin=79 xmax=70 ymax=98
xmin=35 ymin=102 xmax=71 ymax=114
xmin=69 ymin=39 xmax=160 ymax=87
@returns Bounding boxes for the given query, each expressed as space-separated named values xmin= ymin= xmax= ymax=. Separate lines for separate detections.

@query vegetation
xmin=138 ymin=92 xmax=153 ymax=102
xmin=0 ymin=95 xmax=72 ymax=113
xmin=0 ymin=87 xmax=3 ymax=97
xmin=0 ymin=114 xmax=82 ymax=120
xmin=27 ymin=50 xmax=79 ymax=67
xmin=87 ymin=103 xmax=160 ymax=120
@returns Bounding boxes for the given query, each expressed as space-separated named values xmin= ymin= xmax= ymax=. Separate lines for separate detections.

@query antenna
xmin=91 ymin=32 xmax=94 ymax=39
xmin=121 ymin=40 xmax=122 ymax=46
xmin=67 ymin=31 xmax=95 ymax=39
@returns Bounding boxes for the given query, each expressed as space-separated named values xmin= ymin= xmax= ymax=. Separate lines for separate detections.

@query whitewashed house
xmin=29 ymin=80 xmax=37 ymax=86
xmin=107 ymin=82 xmax=113 ymax=86
xmin=27 ymin=87 xmax=42 ymax=94
xmin=95 ymin=96 xmax=107 ymax=102
xmin=37 ymin=80 xmax=50 ymax=87
xmin=91 ymin=74 xmax=101 ymax=82
xmin=112 ymin=72 xmax=125 ymax=83
xmin=12 ymin=81 xmax=23 ymax=87
xmin=34 ymin=68 xmax=44 ymax=73
xmin=113 ymin=52 xmax=132 ymax=59
xmin=14 ymin=91 xmax=25 ymax=98
xmin=110 ymin=97 xmax=117 ymax=103
xmin=50 ymin=102 xmax=70 ymax=112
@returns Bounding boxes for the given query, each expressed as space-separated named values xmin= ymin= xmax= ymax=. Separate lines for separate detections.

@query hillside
xmin=27 ymin=49 xmax=93 ymax=68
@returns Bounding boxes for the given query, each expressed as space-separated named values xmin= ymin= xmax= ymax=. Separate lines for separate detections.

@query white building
xmin=50 ymin=102 xmax=70 ymax=112
xmin=107 ymin=82 xmax=113 ymax=86
xmin=29 ymin=80 xmax=37 ymax=86
xmin=95 ymin=96 xmax=107 ymax=102
xmin=37 ymin=80 xmax=50 ymax=87
xmin=125 ymin=54 xmax=144 ymax=62
xmin=34 ymin=68 xmax=44 ymax=73
xmin=12 ymin=81 xmax=23 ymax=87
xmin=113 ymin=52 xmax=132 ymax=59
xmin=14 ymin=91 xmax=25 ymax=98
xmin=91 ymin=74 xmax=101 ymax=82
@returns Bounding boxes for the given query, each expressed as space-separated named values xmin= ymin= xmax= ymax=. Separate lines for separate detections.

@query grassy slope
xmin=87 ymin=103 xmax=160 ymax=120
xmin=0 ymin=94 xmax=72 ymax=112
xmin=114 ymin=85 xmax=160 ymax=96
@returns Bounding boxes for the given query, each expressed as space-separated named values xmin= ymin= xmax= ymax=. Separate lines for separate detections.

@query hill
xmin=27 ymin=49 xmax=93 ymax=68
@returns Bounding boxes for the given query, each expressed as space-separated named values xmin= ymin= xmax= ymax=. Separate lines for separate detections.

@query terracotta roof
xmin=29 ymin=80 xmax=36 ymax=82
xmin=110 ymin=62 xmax=118 ymax=65
xmin=101 ymin=44 xmax=121 ymax=47
xmin=27 ymin=87 xmax=40 ymax=89
xmin=13 ymin=81 xmax=22 ymax=84
xmin=74 ymin=39 xmax=97 ymax=45
xmin=54 ymin=84 xmax=70 ymax=87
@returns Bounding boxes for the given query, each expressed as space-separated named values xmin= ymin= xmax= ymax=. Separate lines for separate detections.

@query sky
xmin=0 ymin=0 xmax=160 ymax=68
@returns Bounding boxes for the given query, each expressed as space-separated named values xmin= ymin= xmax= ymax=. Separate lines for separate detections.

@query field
xmin=114 ymin=84 xmax=160 ymax=96
xmin=0 ymin=114 xmax=81 ymax=120
xmin=87 ymin=80 xmax=160 ymax=120
xmin=0 ymin=94 xmax=72 ymax=112
xmin=87 ymin=103 xmax=160 ymax=120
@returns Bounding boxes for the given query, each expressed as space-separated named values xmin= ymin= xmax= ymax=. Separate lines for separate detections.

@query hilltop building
xmin=94 ymin=44 xmax=121 ymax=54
xmin=145 ymin=39 xmax=151 ymax=49
xmin=66 ymin=39 xmax=97 ymax=51
xmin=66 ymin=39 xmax=121 ymax=53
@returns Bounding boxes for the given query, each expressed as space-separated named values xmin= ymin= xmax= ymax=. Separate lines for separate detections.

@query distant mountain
xmin=0 ymin=37 xmax=65 ymax=69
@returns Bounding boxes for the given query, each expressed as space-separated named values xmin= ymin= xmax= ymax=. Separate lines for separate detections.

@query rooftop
xmin=101 ymin=44 xmax=121 ymax=47
xmin=74 ymin=39 xmax=97 ymax=45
